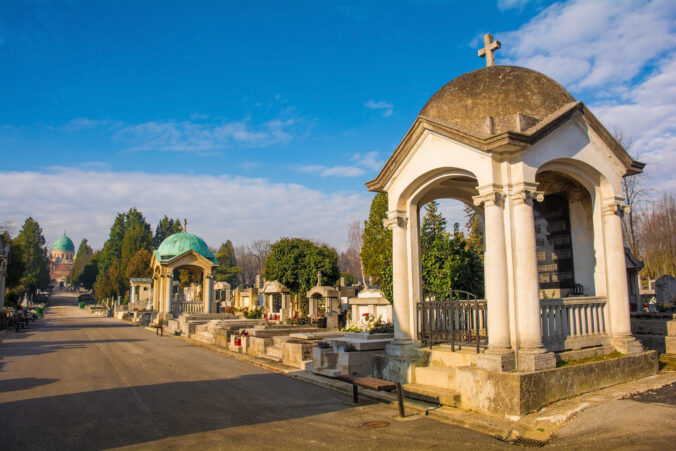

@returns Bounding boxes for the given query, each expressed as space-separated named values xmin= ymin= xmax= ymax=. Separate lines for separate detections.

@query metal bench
xmin=150 ymin=324 xmax=164 ymax=336
xmin=338 ymin=375 xmax=406 ymax=417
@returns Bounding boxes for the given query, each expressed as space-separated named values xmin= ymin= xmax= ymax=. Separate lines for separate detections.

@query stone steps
xmin=426 ymin=345 xmax=480 ymax=368
xmin=402 ymin=383 xmax=460 ymax=407
xmin=414 ymin=365 xmax=456 ymax=389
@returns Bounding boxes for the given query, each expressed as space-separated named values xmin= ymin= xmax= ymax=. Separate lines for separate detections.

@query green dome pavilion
xmin=155 ymin=232 xmax=217 ymax=263
xmin=52 ymin=233 xmax=75 ymax=252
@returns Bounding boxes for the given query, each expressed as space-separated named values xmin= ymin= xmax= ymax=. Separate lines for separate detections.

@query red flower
xmin=362 ymin=313 xmax=370 ymax=317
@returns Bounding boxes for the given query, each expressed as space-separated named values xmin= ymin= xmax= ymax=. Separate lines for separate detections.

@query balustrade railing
xmin=171 ymin=301 xmax=204 ymax=315
xmin=416 ymin=290 xmax=487 ymax=353
xmin=541 ymin=296 xmax=609 ymax=352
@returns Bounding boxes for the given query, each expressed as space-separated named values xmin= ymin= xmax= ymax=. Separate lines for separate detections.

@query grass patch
xmin=557 ymin=351 xmax=624 ymax=368
xmin=658 ymin=354 xmax=676 ymax=372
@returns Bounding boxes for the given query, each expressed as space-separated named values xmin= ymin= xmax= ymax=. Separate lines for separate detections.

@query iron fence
xmin=416 ymin=290 xmax=487 ymax=353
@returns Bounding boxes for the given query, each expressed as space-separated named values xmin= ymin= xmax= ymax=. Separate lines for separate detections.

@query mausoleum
xmin=150 ymin=223 xmax=218 ymax=321
xmin=366 ymin=34 xmax=657 ymax=415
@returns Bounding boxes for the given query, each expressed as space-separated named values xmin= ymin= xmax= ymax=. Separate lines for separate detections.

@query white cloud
xmin=365 ymin=100 xmax=393 ymax=117
xmin=112 ymin=117 xmax=295 ymax=153
xmin=61 ymin=118 xmax=119 ymax=132
xmin=351 ymin=151 xmax=383 ymax=171
xmin=298 ymin=165 xmax=366 ymax=177
xmin=498 ymin=0 xmax=530 ymax=11
xmin=500 ymin=0 xmax=676 ymax=90
xmin=0 ymin=169 xmax=371 ymax=251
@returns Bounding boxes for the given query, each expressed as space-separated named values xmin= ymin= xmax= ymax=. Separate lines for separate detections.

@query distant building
xmin=50 ymin=233 xmax=75 ymax=289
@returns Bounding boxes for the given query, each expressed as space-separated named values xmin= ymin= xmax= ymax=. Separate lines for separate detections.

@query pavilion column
xmin=204 ymin=274 xmax=214 ymax=313
xmin=165 ymin=273 xmax=173 ymax=314
xmin=511 ymin=187 xmax=555 ymax=371
xmin=384 ymin=210 xmax=415 ymax=357
xmin=603 ymin=200 xmax=643 ymax=355
xmin=152 ymin=277 xmax=160 ymax=312
xmin=474 ymin=189 xmax=515 ymax=371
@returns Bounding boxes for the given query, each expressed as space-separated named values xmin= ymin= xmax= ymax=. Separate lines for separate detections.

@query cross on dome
xmin=183 ymin=218 xmax=187 ymax=232
xmin=478 ymin=33 xmax=501 ymax=67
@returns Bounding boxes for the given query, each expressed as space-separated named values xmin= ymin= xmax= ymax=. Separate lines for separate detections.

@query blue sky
xmin=1 ymin=0 xmax=675 ymax=250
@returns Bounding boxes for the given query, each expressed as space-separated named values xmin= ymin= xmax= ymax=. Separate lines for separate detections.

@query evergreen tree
xmin=214 ymin=240 xmax=239 ymax=285
xmin=153 ymin=216 xmax=182 ymax=248
xmin=2 ymin=232 xmax=24 ymax=290
xmin=125 ymin=249 xmax=152 ymax=279
xmin=79 ymin=252 xmax=100 ymax=290
xmin=361 ymin=193 xmax=392 ymax=290
xmin=15 ymin=217 xmax=50 ymax=295
xmin=421 ymin=201 xmax=452 ymax=295
xmin=70 ymin=239 xmax=94 ymax=285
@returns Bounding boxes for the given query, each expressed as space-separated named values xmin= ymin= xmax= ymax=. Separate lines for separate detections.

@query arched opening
xmin=534 ymin=170 xmax=597 ymax=298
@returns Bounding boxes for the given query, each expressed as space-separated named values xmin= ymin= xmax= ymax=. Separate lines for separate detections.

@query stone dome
xmin=419 ymin=66 xmax=576 ymax=136
xmin=156 ymin=232 xmax=217 ymax=263
xmin=52 ymin=234 xmax=75 ymax=252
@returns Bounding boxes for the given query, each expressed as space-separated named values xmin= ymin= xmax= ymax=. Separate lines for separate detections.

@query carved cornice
xmin=383 ymin=210 xmax=408 ymax=230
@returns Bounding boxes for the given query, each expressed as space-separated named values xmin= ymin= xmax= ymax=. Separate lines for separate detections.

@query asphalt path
xmin=0 ymin=293 xmax=509 ymax=450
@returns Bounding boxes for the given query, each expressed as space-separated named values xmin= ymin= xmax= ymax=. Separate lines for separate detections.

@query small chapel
xmin=367 ymin=34 xmax=657 ymax=416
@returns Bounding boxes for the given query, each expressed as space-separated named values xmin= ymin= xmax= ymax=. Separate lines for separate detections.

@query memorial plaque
xmin=533 ymin=193 xmax=575 ymax=290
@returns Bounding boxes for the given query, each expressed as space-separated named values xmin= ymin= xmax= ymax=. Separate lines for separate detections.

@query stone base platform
xmin=455 ymin=350 xmax=658 ymax=417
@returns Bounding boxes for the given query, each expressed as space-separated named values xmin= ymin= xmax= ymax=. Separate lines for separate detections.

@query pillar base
xmin=478 ymin=349 xmax=516 ymax=372
xmin=612 ymin=336 xmax=644 ymax=355
xmin=517 ymin=350 xmax=556 ymax=372
xmin=385 ymin=339 xmax=418 ymax=359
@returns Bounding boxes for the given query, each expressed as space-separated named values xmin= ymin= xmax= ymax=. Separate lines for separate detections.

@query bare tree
xmin=615 ymin=129 xmax=652 ymax=256
xmin=338 ymin=220 xmax=365 ymax=285
xmin=638 ymin=193 xmax=676 ymax=278
xmin=235 ymin=245 xmax=258 ymax=286
xmin=249 ymin=239 xmax=271 ymax=275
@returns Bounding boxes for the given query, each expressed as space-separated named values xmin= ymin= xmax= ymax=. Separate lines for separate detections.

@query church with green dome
xmin=50 ymin=233 xmax=75 ymax=289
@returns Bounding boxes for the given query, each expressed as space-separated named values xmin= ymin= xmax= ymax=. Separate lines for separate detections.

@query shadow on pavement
xmin=0 ymin=373 xmax=362 ymax=450
xmin=0 ymin=339 xmax=145 ymax=358
xmin=0 ymin=377 xmax=59 ymax=393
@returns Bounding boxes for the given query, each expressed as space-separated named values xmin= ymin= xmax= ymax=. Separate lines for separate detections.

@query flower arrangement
xmin=342 ymin=313 xmax=394 ymax=333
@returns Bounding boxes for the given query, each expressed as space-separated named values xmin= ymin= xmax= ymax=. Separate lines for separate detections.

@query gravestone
xmin=655 ymin=275 xmax=676 ymax=306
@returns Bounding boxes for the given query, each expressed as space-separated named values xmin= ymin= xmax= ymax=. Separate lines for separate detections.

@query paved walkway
xmin=0 ymin=294 xmax=510 ymax=450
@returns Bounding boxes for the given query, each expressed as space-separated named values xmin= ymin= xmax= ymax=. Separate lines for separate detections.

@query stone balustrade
xmin=541 ymin=297 xmax=609 ymax=352
xmin=171 ymin=301 xmax=204 ymax=315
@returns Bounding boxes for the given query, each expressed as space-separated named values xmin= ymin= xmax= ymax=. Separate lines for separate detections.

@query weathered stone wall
xmin=455 ymin=351 xmax=658 ymax=417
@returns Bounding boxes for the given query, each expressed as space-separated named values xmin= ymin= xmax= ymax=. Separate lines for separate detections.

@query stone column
xmin=603 ymin=200 xmax=643 ymax=355
xmin=474 ymin=189 xmax=515 ymax=371
xmin=204 ymin=274 xmax=214 ymax=314
xmin=152 ymin=277 xmax=159 ymax=312
xmin=165 ymin=273 xmax=173 ymax=314
xmin=383 ymin=210 xmax=415 ymax=357
xmin=511 ymin=187 xmax=555 ymax=371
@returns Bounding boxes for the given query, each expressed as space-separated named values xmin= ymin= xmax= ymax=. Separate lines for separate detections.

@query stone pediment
xmin=366 ymin=102 xmax=643 ymax=193
xmin=151 ymin=249 xmax=218 ymax=270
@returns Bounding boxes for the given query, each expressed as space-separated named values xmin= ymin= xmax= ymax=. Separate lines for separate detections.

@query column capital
xmin=510 ymin=188 xmax=544 ymax=206
xmin=383 ymin=210 xmax=408 ymax=230
xmin=473 ymin=190 xmax=504 ymax=207
xmin=603 ymin=199 xmax=630 ymax=217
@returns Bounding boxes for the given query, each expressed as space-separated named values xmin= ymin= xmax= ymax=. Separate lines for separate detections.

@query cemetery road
xmin=0 ymin=293 xmax=510 ymax=450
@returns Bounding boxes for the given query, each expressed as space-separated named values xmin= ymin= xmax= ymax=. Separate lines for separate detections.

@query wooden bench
xmin=338 ymin=375 xmax=406 ymax=417
xmin=150 ymin=324 xmax=164 ymax=336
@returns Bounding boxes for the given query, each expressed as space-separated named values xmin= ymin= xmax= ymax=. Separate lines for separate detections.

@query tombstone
xmin=655 ymin=275 xmax=676 ymax=307
xmin=347 ymin=288 xmax=393 ymax=326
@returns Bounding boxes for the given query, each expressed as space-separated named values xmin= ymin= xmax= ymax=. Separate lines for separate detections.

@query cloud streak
xmin=0 ymin=169 xmax=371 ymax=251
xmin=365 ymin=100 xmax=393 ymax=117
